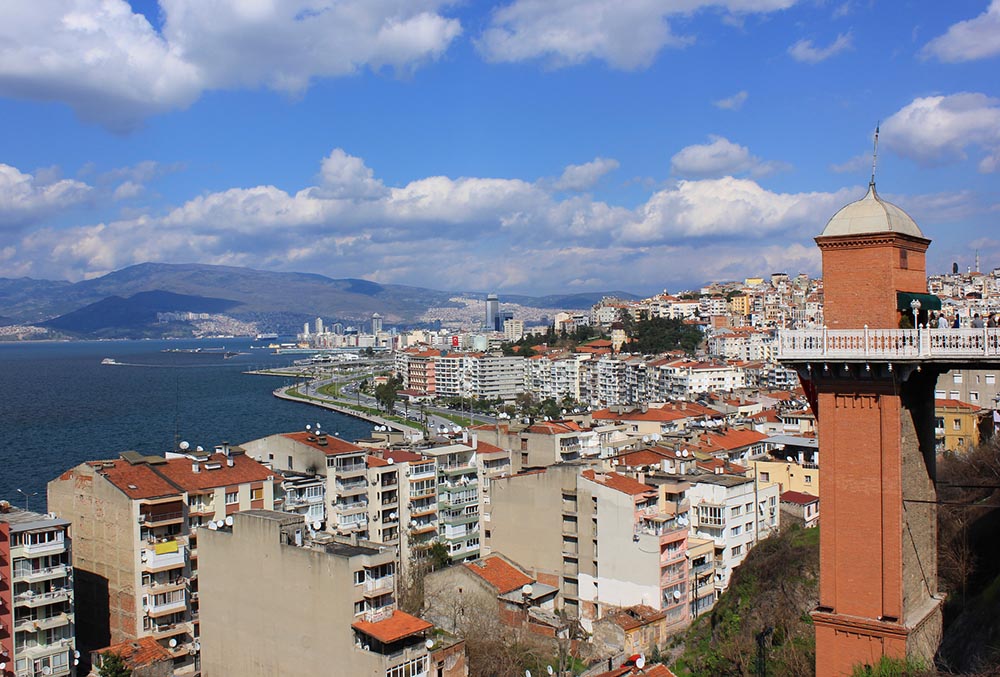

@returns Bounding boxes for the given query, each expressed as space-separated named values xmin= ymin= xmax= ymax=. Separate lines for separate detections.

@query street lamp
xmin=16 ymin=488 xmax=38 ymax=512
xmin=910 ymin=298 xmax=921 ymax=329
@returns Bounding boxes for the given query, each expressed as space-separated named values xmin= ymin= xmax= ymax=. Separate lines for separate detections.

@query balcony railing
xmin=13 ymin=588 xmax=72 ymax=607
xmin=14 ymin=564 xmax=70 ymax=582
xmin=778 ymin=327 xmax=1000 ymax=361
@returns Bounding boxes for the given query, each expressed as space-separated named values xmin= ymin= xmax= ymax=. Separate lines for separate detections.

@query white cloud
xmin=882 ymin=92 xmax=1000 ymax=171
xmin=112 ymin=181 xmax=144 ymax=201
xmin=0 ymin=164 xmax=92 ymax=229
xmin=829 ymin=154 xmax=869 ymax=174
xmin=0 ymin=1 xmax=461 ymax=131
xmin=476 ymin=0 xmax=797 ymax=69
xmin=553 ymin=158 xmax=620 ymax=191
xmin=922 ymin=1 xmax=1000 ymax=63
xmin=670 ymin=136 xmax=788 ymax=178
xmin=788 ymin=32 xmax=852 ymax=63
xmin=713 ymin=90 xmax=748 ymax=111
xmin=312 ymin=149 xmax=388 ymax=200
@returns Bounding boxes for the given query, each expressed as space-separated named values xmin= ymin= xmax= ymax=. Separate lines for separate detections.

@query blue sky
xmin=0 ymin=0 xmax=997 ymax=295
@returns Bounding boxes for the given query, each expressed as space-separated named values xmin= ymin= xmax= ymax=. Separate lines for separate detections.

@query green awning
xmin=897 ymin=292 xmax=941 ymax=311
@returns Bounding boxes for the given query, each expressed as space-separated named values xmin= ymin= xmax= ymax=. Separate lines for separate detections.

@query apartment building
xmin=750 ymin=435 xmax=819 ymax=496
xmin=935 ymin=369 xmax=1000 ymax=409
xmin=488 ymin=463 xmax=691 ymax=633
xmin=656 ymin=360 xmax=746 ymax=401
xmin=380 ymin=451 xmax=438 ymax=566
xmin=395 ymin=349 xmax=439 ymax=396
xmin=199 ymin=510 xmax=434 ymax=677
xmin=686 ymin=474 xmax=779 ymax=593
xmin=47 ymin=447 xmax=279 ymax=673
xmin=526 ymin=353 xmax=590 ymax=402
xmin=422 ymin=443 xmax=481 ymax=563
xmin=934 ymin=399 xmax=991 ymax=452
xmin=0 ymin=505 xmax=76 ymax=677
xmin=241 ymin=431 xmax=370 ymax=536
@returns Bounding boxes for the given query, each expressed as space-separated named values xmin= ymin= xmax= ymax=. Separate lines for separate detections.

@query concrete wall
xmin=48 ymin=465 xmax=140 ymax=651
xmin=199 ymin=512 xmax=387 ymax=677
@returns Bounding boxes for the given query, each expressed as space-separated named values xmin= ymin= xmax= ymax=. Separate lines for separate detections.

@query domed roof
xmin=820 ymin=183 xmax=924 ymax=238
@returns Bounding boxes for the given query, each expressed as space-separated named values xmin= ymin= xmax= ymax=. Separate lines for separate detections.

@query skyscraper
xmin=486 ymin=293 xmax=499 ymax=331
xmin=371 ymin=312 xmax=383 ymax=335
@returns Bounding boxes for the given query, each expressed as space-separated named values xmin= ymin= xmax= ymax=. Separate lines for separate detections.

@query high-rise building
xmin=485 ymin=294 xmax=499 ymax=332
xmin=496 ymin=310 xmax=514 ymax=332
xmin=315 ymin=317 xmax=324 ymax=335
xmin=0 ymin=504 xmax=77 ymax=677
xmin=47 ymin=445 xmax=281 ymax=674
xmin=371 ymin=313 xmax=382 ymax=336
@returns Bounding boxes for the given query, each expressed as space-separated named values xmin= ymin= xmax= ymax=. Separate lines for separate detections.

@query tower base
xmin=813 ymin=598 xmax=942 ymax=677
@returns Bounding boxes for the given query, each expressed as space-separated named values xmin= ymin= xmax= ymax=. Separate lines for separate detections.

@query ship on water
xmin=255 ymin=332 xmax=279 ymax=340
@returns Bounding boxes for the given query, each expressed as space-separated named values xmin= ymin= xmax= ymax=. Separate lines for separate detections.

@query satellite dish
xmin=642 ymin=436 xmax=650 ymax=443
xmin=179 ymin=441 xmax=190 ymax=450
xmin=786 ymin=456 xmax=794 ymax=463
xmin=682 ymin=450 xmax=689 ymax=458
xmin=208 ymin=522 xmax=218 ymax=530
xmin=312 ymin=521 xmax=322 ymax=530
xmin=425 ymin=639 xmax=434 ymax=649
xmin=43 ymin=666 xmax=52 ymax=675
xmin=521 ymin=584 xmax=533 ymax=597
xmin=652 ymin=433 xmax=661 ymax=442
xmin=387 ymin=458 xmax=395 ymax=465
xmin=526 ymin=671 xmax=532 ymax=677
xmin=74 ymin=651 xmax=80 ymax=659
xmin=636 ymin=656 xmax=646 ymax=669
xmin=548 ymin=667 xmax=554 ymax=676
xmin=316 ymin=422 xmax=321 ymax=429
xmin=673 ymin=590 xmax=682 ymax=600
xmin=169 ymin=639 xmax=178 ymax=648
xmin=225 ymin=516 xmax=234 ymax=526
xmin=306 ymin=424 xmax=312 ymax=430
xmin=389 ymin=512 xmax=398 ymax=520
xmin=216 ymin=520 xmax=225 ymax=528
xmin=196 ymin=446 xmax=204 ymax=452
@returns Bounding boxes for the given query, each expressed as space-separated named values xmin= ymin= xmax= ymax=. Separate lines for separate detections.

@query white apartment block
xmin=1 ymin=506 xmax=76 ymax=677
xmin=687 ymin=474 xmax=779 ymax=593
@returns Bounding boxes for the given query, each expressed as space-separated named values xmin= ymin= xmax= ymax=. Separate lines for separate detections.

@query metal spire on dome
xmin=870 ymin=123 xmax=880 ymax=188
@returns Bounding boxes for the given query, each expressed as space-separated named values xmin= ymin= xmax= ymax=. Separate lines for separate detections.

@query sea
xmin=0 ymin=338 xmax=371 ymax=511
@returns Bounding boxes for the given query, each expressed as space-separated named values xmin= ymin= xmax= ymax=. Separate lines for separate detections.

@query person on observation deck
xmin=972 ymin=313 xmax=985 ymax=328
xmin=937 ymin=312 xmax=950 ymax=329
xmin=987 ymin=315 xmax=998 ymax=328
xmin=953 ymin=315 xmax=962 ymax=329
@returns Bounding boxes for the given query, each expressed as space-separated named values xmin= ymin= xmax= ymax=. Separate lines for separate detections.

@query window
xmin=387 ymin=656 xmax=430 ymax=677
xmin=731 ymin=544 xmax=742 ymax=557
xmin=769 ymin=496 xmax=776 ymax=506
xmin=760 ymin=471 xmax=770 ymax=482
xmin=731 ymin=525 xmax=742 ymax=536
xmin=746 ymin=521 xmax=753 ymax=531
xmin=287 ymin=455 xmax=294 ymax=469
xmin=354 ymin=600 xmax=366 ymax=615
xmin=805 ymin=475 xmax=813 ymax=484
xmin=745 ymin=502 xmax=753 ymax=513
xmin=970 ymin=392 xmax=980 ymax=402
xmin=949 ymin=391 xmax=960 ymax=399
xmin=954 ymin=373 xmax=963 ymax=384
xmin=987 ymin=374 xmax=996 ymax=385
xmin=730 ymin=505 xmax=741 ymax=516
xmin=935 ymin=390 xmax=946 ymax=399
xmin=251 ymin=487 xmax=264 ymax=501
xmin=225 ymin=491 xmax=239 ymax=504
xmin=899 ymin=249 xmax=908 ymax=269
xmin=354 ymin=570 xmax=365 ymax=585
xmin=953 ymin=419 xmax=962 ymax=431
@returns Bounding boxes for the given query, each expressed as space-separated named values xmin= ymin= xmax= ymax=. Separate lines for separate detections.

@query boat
xmin=101 ymin=358 xmax=119 ymax=365
xmin=255 ymin=332 xmax=279 ymax=340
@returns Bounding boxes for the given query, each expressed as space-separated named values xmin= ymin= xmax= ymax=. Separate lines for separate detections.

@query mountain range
xmin=0 ymin=262 xmax=637 ymax=338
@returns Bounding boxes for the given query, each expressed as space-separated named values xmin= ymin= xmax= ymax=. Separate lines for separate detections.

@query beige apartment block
xmin=199 ymin=511 xmax=434 ymax=677
xmin=0 ymin=505 xmax=77 ymax=677
xmin=47 ymin=446 xmax=279 ymax=674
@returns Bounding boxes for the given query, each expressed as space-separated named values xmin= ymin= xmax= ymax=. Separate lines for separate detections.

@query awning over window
xmin=896 ymin=291 xmax=942 ymax=311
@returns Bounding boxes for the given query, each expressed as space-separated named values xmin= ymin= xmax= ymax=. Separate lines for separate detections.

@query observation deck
xmin=778 ymin=327 xmax=1000 ymax=364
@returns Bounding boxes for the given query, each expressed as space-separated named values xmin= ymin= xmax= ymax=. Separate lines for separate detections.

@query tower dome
xmin=820 ymin=183 xmax=924 ymax=239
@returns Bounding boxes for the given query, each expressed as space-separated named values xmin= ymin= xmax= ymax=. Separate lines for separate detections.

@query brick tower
xmin=785 ymin=180 xmax=944 ymax=676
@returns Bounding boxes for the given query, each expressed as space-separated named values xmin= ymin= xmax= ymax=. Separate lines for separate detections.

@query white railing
xmin=778 ymin=328 xmax=1000 ymax=360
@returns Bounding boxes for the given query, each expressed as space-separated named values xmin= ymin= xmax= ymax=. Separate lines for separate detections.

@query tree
xmin=621 ymin=316 xmax=703 ymax=355
xmin=374 ymin=375 xmax=402 ymax=412
xmin=98 ymin=652 xmax=132 ymax=677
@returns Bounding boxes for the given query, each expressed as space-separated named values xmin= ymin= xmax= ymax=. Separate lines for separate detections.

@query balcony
xmin=439 ymin=463 xmax=475 ymax=476
xmin=187 ymin=502 xmax=215 ymax=516
xmin=335 ymin=462 xmax=367 ymax=477
xmin=140 ymin=510 xmax=184 ymax=527
xmin=13 ymin=588 xmax=72 ymax=607
xmin=147 ymin=596 xmax=187 ymax=618
xmin=336 ymin=481 xmax=368 ymax=497
xmin=15 ymin=564 xmax=70 ymax=583
xmin=407 ymin=466 xmax=436 ymax=479
xmin=284 ymin=494 xmax=324 ymax=508
xmin=151 ymin=622 xmax=188 ymax=639
xmin=777 ymin=327 xmax=1000 ymax=363
xmin=142 ymin=543 xmax=187 ymax=572
xmin=335 ymin=501 xmax=369 ymax=515
xmin=363 ymin=575 xmax=395 ymax=596
xmin=13 ymin=639 xmax=75 ymax=660
xmin=20 ymin=538 xmax=66 ymax=557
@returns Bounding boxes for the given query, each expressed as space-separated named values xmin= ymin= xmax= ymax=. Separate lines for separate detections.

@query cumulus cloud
xmin=829 ymin=154 xmax=869 ymax=174
xmin=713 ymin=90 xmax=748 ymax=110
xmin=788 ymin=32 xmax=852 ymax=63
xmin=922 ymin=1 xmax=1000 ymax=63
xmin=0 ymin=0 xmax=461 ymax=131
xmin=882 ymin=92 xmax=1000 ymax=171
xmin=8 ymin=148 xmax=972 ymax=293
xmin=0 ymin=164 xmax=92 ymax=229
xmin=553 ymin=158 xmax=620 ymax=191
xmin=476 ymin=0 xmax=797 ymax=69
xmin=670 ymin=136 xmax=788 ymax=178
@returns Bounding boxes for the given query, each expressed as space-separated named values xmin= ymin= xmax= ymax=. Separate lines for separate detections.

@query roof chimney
xmin=192 ymin=463 xmax=200 ymax=474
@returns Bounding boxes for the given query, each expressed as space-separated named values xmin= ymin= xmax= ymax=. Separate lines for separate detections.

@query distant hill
xmin=0 ymin=262 xmax=641 ymax=336
xmin=41 ymin=290 xmax=239 ymax=337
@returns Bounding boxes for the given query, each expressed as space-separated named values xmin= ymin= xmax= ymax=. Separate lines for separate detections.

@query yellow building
xmin=728 ymin=294 xmax=751 ymax=317
xmin=935 ymin=399 xmax=989 ymax=452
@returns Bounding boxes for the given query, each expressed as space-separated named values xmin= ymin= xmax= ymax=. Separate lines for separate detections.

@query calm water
xmin=0 ymin=339 xmax=371 ymax=510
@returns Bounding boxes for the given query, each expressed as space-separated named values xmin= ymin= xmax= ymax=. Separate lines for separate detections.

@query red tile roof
xmin=383 ymin=450 xmax=428 ymax=464
xmin=781 ymin=490 xmax=818 ymax=505
xmin=593 ymin=665 xmax=676 ymax=677
xmin=465 ymin=555 xmax=534 ymax=594
xmin=935 ymin=399 xmax=983 ymax=411
xmin=89 ymin=461 xmax=180 ymax=500
xmin=612 ymin=449 xmax=673 ymax=467
xmin=368 ymin=455 xmax=390 ymax=467
xmin=605 ymin=604 xmax=667 ymax=631
xmin=582 ymin=470 xmax=655 ymax=496
xmin=282 ymin=431 xmax=365 ymax=456
xmin=526 ymin=421 xmax=581 ymax=435
xmin=155 ymin=453 xmax=280 ymax=493
xmin=352 ymin=610 xmax=432 ymax=644
xmin=95 ymin=636 xmax=172 ymax=669
xmin=698 ymin=429 xmax=767 ymax=451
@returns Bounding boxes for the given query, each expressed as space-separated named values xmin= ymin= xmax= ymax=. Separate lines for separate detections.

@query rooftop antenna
xmin=870 ymin=122 xmax=880 ymax=188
